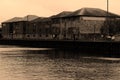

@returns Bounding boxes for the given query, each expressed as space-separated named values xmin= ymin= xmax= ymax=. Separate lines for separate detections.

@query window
xmin=34 ymin=23 xmax=36 ymax=27
xmin=27 ymin=35 xmax=30 ymax=37
xmin=39 ymin=29 xmax=42 ymax=33
xmin=33 ymin=29 xmax=36 ymax=33
xmin=46 ymin=34 xmax=48 ymax=37
xmin=46 ymin=28 xmax=49 ymax=34
xmin=64 ymin=34 xmax=66 ymax=37
xmin=53 ymin=19 xmax=59 ymax=24
xmin=39 ymin=34 xmax=42 ymax=37
xmin=33 ymin=35 xmax=35 ymax=37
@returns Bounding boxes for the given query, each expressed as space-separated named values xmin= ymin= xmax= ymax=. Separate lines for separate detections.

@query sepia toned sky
xmin=0 ymin=0 xmax=119 ymax=23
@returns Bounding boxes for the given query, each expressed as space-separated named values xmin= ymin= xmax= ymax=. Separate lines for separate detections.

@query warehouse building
xmin=51 ymin=11 xmax=72 ymax=39
xmin=53 ymin=8 xmax=120 ymax=40
xmin=2 ymin=15 xmax=39 ymax=39
xmin=2 ymin=17 xmax=23 ymax=39
xmin=2 ymin=8 xmax=120 ymax=41
xmin=29 ymin=17 xmax=52 ymax=40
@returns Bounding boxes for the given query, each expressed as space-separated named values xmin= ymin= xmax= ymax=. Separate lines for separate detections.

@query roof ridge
xmin=66 ymin=7 xmax=120 ymax=17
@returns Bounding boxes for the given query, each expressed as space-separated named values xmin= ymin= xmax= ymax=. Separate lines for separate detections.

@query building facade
xmin=2 ymin=15 xmax=39 ymax=40
xmin=1 ymin=8 xmax=120 ymax=41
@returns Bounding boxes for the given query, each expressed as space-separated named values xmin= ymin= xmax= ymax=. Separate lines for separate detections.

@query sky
xmin=0 ymin=0 xmax=119 ymax=23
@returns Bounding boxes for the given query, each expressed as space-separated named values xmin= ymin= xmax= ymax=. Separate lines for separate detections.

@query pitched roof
xmin=3 ymin=15 xmax=39 ymax=23
xmin=67 ymin=8 xmax=120 ymax=17
xmin=3 ymin=17 xmax=23 ymax=23
xmin=32 ymin=17 xmax=51 ymax=22
xmin=51 ymin=11 xmax=72 ymax=18
xmin=22 ymin=15 xmax=39 ymax=21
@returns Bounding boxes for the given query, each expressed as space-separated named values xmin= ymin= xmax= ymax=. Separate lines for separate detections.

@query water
xmin=0 ymin=45 xmax=120 ymax=80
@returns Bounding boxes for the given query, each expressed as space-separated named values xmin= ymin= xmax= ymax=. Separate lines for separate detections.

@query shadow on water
xmin=1 ymin=43 xmax=120 ymax=58
xmin=22 ymin=48 xmax=120 ymax=63
xmin=23 ymin=47 xmax=120 ymax=57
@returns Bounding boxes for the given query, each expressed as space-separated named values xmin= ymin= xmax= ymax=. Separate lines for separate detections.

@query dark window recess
xmin=9 ymin=23 xmax=13 ymax=33
xmin=39 ymin=29 xmax=41 ymax=33
xmin=27 ymin=35 xmax=30 ymax=37
xmin=33 ymin=35 xmax=35 ymax=37
xmin=64 ymin=34 xmax=66 ymax=37
xmin=33 ymin=29 xmax=36 ymax=33
xmin=39 ymin=34 xmax=41 ymax=37
xmin=46 ymin=28 xmax=49 ymax=34
xmin=53 ymin=19 xmax=59 ymax=24
xmin=46 ymin=34 xmax=48 ymax=37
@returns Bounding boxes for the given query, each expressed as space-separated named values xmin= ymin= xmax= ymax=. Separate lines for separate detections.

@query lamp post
xmin=107 ymin=0 xmax=109 ymax=36
xmin=107 ymin=0 xmax=109 ymax=15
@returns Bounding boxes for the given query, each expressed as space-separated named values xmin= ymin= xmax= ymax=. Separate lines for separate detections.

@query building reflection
xmin=0 ymin=48 xmax=120 ymax=80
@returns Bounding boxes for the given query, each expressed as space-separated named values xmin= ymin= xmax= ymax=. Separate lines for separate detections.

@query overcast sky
xmin=0 ymin=0 xmax=119 ymax=23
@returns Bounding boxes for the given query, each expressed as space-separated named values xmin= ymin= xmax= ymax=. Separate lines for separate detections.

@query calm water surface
xmin=0 ymin=45 xmax=120 ymax=80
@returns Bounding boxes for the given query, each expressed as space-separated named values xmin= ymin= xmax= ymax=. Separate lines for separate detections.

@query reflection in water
xmin=0 ymin=45 xmax=120 ymax=80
